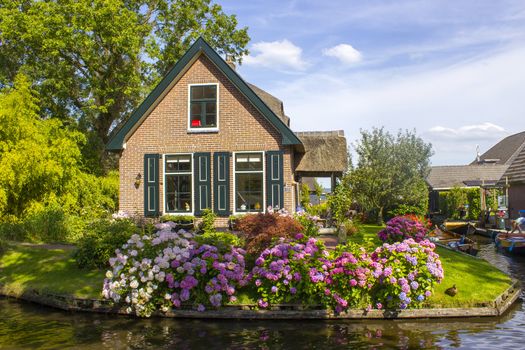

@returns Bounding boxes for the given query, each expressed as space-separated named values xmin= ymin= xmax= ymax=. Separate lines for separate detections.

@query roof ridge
xmin=295 ymin=130 xmax=345 ymax=137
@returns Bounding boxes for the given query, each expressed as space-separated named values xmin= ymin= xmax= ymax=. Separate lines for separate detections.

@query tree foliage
xmin=347 ymin=128 xmax=433 ymax=224
xmin=0 ymin=0 xmax=250 ymax=173
xmin=0 ymin=74 xmax=119 ymax=242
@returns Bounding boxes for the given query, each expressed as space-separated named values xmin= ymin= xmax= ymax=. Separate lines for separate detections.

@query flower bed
xmin=102 ymin=222 xmax=444 ymax=317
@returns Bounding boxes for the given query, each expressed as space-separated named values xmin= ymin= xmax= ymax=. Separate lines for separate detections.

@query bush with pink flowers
xmin=250 ymin=234 xmax=327 ymax=307
xmin=102 ymin=222 xmax=249 ymax=317
xmin=371 ymin=239 xmax=444 ymax=309
xmin=322 ymin=243 xmax=379 ymax=312
xmin=377 ymin=216 xmax=429 ymax=243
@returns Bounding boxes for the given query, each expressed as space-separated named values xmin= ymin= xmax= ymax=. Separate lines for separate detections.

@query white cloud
xmin=243 ymin=40 xmax=308 ymax=71
xmin=269 ymin=46 xmax=525 ymax=165
xmin=323 ymin=44 xmax=363 ymax=64
xmin=427 ymin=123 xmax=507 ymax=141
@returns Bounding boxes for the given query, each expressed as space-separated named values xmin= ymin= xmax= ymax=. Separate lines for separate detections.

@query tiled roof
xmin=500 ymin=144 xmax=525 ymax=184
xmin=472 ymin=131 xmax=525 ymax=165
xmin=427 ymin=165 xmax=508 ymax=190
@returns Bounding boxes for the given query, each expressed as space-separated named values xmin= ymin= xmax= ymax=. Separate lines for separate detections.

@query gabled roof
xmin=294 ymin=131 xmax=348 ymax=175
xmin=471 ymin=131 xmax=525 ymax=165
xmin=500 ymin=143 xmax=525 ymax=184
xmin=426 ymin=165 xmax=508 ymax=190
xmin=106 ymin=37 xmax=301 ymax=151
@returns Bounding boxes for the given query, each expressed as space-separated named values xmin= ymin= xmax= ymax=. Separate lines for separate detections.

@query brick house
xmin=107 ymin=38 xmax=347 ymax=225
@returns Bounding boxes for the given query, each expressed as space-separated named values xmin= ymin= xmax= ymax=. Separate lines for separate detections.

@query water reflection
xmin=1 ymin=240 xmax=525 ymax=349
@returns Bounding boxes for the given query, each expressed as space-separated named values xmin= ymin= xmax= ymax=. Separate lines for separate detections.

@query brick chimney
xmin=225 ymin=55 xmax=236 ymax=70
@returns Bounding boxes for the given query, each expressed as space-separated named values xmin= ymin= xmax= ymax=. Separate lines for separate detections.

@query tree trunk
xmin=376 ymin=206 xmax=384 ymax=225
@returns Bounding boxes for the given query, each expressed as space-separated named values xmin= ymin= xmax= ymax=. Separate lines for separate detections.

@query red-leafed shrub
xmin=236 ymin=212 xmax=303 ymax=256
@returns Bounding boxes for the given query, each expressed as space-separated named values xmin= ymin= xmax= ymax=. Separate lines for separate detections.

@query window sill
xmin=187 ymin=128 xmax=219 ymax=134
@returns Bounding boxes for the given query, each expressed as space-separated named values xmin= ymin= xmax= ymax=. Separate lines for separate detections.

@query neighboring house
xmin=426 ymin=165 xmax=508 ymax=213
xmin=426 ymin=131 xmax=525 ymax=218
xmin=106 ymin=38 xmax=347 ymax=225
xmin=479 ymin=131 xmax=525 ymax=219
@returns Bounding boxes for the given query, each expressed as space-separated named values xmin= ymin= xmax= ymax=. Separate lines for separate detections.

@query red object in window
xmin=191 ymin=119 xmax=201 ymax=127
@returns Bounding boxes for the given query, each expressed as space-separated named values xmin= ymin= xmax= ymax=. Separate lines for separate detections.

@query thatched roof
xmin=294 ymin=131 xmax=348 ymax=175
xmin=247 ymin=83 xmax=290 ymax=126
xmin=427 ymin=165 xmax=508 ymax=190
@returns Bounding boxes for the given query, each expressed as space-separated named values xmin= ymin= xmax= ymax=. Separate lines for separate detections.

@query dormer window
xmin=188 ymin=84 xmax=218 ymax=131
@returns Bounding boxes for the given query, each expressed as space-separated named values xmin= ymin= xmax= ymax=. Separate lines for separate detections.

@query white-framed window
xmin=233 ymin=152 xmax=265 ymax=213
xmin=164 ymin=154 xmax=193 ymax=213
xmin=188 ymin=83 xmax=219 ymax=132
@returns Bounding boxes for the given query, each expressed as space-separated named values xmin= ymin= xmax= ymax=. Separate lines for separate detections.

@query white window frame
xmin=187 ymin=83 xmax=219 ymax=133
xmin=162 ymin=153 xmax=194 ymax=215
xmin=233 ymin=151 xmax=266 ymax=215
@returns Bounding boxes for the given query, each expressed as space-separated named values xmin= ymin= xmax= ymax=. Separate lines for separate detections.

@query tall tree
xmin=0 ymin=74 xmax=85 ymax=217
xmin=0 ymin=0 xmax=249 ymax=173
xmin=313 ymin=179 xmax=324 ymax=203
xmin=347 ymin=127 xmax=433 ymax=224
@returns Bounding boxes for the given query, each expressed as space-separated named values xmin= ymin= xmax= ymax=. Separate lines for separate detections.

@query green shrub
xmin=194 ymin=231 xmax=242 ymax=253
xmin=198 ymin=209 xmax=217 ymax=234
xmin=73 ymin=218 xmax=140 ymax=268
xmin=438 ymin=187 xmax=483 ymax=220
xmin=327 ymin=184 xmax=352 ymax=225
xmin=388 ymin=204 xmax=426 ymax=218
xmin=294 ymin=211 xmax=321 ymax=237
xmin=161 ymin=214 xmax=195 ymax=223
xmin=0 ymin=237 xmax=7 ymax=255
xmin=0 ymin=215 xmax=25 ymax=241
xmin=300 ymin=182 xmax=311 ymax=208
xmin=306 ymin=203 xmax=329 ymax=218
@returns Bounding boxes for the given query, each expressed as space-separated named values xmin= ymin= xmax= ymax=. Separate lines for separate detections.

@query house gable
xmin=106 ymin=37 xmax=301 ymax=151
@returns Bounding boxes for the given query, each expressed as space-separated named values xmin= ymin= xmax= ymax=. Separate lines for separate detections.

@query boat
xmin=495 ymin=233 xmax=525 ymax=254
xmin=443 ymin=221 xmax=477 ymax=235
xmin=428 ymin=227 xmax=479 ymax=256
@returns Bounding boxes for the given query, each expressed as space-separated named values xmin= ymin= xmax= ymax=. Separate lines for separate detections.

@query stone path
xmin=319 ymin=227 xmax=339 ymax=250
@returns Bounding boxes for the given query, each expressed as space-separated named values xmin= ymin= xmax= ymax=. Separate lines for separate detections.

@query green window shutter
xmin=144 ymin=153 xmax=160 ymax=217
xmin=266 ymin=151 xmax=284 ymax=210
xmin=214 ymin=152 xmax=230 ymax=216
xmin=194 ymin=152 xmax=211 ymax=216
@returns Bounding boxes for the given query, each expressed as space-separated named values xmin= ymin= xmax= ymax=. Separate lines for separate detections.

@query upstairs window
xmin=189 ymin=84 xmax=218 ymax=129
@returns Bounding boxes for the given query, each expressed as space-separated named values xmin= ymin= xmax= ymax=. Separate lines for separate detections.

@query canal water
xmin=1 ymin=240 xmax=525 ymax=349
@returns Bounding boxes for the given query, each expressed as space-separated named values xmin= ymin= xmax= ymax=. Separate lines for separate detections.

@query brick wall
xmin=119 ymin=54 xmax=295 ymax=224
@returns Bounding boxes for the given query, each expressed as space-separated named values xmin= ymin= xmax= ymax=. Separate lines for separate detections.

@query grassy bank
xmin=0 ymin=225 xmax=514 ymax=309
xmin=0 ymin=243 xmax=104 ymax=299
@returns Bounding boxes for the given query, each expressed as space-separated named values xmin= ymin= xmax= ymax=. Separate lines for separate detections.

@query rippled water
xmin=1 ymin=240 xmax=525 ymax=350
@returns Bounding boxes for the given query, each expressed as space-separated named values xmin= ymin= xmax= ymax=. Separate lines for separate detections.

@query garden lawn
xmin=351 ymin=225 xmax=513 ymax=308
xmin=0 ymin=243 xmax=104 ymax=299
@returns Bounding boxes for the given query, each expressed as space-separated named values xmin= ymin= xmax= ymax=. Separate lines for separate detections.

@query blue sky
xmin=221 ymin=0 xmax=525 ymax=165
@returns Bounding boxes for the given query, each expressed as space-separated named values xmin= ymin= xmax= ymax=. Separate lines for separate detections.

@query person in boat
xmin=508 ymin=211 xmax=525 ymax=235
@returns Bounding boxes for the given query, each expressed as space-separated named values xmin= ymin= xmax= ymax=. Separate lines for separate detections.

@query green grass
xmin=429 ymin=246 xmax=511 ymax=307
xmin=349 ymin=224 xmax=513 ymax=308
xmin=0 ymin=244 xmax=104 ymax=299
